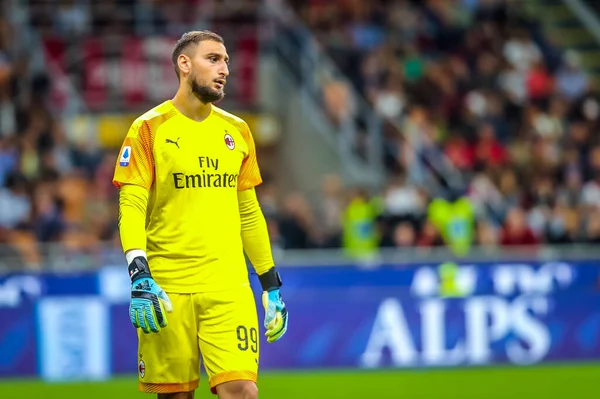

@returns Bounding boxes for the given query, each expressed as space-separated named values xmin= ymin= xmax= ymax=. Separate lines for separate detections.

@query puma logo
xmin=166 ymin=138 xmax=180 ymax=148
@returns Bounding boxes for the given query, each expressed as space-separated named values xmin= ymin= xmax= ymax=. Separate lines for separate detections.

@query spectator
xmin=277 ymin=193 xmax=315 ymax=250
xmin=416 ymin=220 xmax=444 ymax=248
xmin=427 ymin=190 xmax=476 ymax=256
xmin=391 ymin=222 xmax=416 ymax=248
xmin=584 ymin=212 xmax=600 ymax=244
xmin=556 ymin=50 xmax=589 ymax=101
xmin=500 ymin=207 xmax=539 ymax=246
xmin=0 ymin=171 xmax=31 ymax=230
xmin=342 ymin=187 xmax=381 ymax=258
xmin=382 ymin=172 xmax=424 ymax=220
xmin=317 ymin=174 xmax=344 ymax=248
xmin=503 ymin=28 xmax=542 ymax=73
xmin=581 ymin=145 xmax=600 ymax=211
xmin=444 ymin=133 xmax=475 ymax=171
xmin=0 ymin=136 xmax=18 ymax=186
xmin=476 ymin=220 xmax=499 ymax=248
xmin=32 ymin=187 xmax=65 ymax=242
xmin=473 ymin=123 xmax=509 ymax=168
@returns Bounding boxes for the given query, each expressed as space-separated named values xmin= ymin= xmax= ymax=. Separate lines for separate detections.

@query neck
xmin=171 ymin=88 xmax=212 ymax=122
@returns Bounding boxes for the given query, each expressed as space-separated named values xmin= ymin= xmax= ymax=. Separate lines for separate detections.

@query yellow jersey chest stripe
xmin=152 ymin=114 xmax=247 ymax=192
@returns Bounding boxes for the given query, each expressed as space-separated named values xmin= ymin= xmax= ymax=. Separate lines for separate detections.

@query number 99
xmin=237 ymin=325 xmax=258 ymax=353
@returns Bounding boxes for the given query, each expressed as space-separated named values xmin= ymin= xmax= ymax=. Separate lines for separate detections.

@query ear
xmin=177 ymin=54 xmax=191 ymax=76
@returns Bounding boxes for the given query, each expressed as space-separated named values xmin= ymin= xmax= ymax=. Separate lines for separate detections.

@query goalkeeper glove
xmin=128 ymin=254 xmax=173 ymax=334
xmin=259 ymin=268 xmax=288 ymax=343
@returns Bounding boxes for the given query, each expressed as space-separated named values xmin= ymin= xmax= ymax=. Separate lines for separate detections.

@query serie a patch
xmin=120 ymin=146 xmax=132 ymax=166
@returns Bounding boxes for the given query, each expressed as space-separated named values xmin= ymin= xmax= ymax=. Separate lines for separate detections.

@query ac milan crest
xmin=139 ymin=360 xmax=146 ymax=378
xmin=224 ymin=132 xmax=235 ymax=150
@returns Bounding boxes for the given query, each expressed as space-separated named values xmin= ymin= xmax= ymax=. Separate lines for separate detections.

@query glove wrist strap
xmin=258 ymin=267 xmax=282 ymax=292
xmin=128 ymin=256 xmax=152 ymax=283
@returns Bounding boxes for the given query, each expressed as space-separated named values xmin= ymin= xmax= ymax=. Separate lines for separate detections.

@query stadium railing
xmin=566 ymin=0 xmax=600 ymax=43
xmin=3 ymin=241 xmax=600 ymax=272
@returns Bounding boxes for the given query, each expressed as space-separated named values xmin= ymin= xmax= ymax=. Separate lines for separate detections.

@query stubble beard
xmin=190 ymin=74 xmax=224 ymax=104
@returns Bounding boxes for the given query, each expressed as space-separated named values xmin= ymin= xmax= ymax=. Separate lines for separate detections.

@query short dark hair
xmin=172 ymin=30 xmax=224 ymax=80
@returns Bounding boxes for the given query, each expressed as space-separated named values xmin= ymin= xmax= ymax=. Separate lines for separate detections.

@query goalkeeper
xmin=113 ymin=30 xmax=287 ymax=399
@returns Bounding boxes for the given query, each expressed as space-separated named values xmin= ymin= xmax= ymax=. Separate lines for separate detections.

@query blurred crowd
xmin=2 ymin=0 xmax=600 ymax=270
xmin=0 ymin=3 xmax=123 ymax=269
xmin=0 ymin=0 xmax=262 ymax=270
xmin=27 ymin=0 xmax=261 ymax=37
xmin=274 ymin=0 xmax=600 ymax=254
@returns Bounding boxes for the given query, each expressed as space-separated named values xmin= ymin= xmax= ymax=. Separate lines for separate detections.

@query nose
xmin=220 ymin=62 xmax=229 ymax=77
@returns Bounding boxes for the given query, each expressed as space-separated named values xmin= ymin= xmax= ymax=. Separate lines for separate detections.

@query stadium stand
xmin=277 ymin=0 xmax=600 ymax=252
xmin=2 ymin=0 xmax=600 ymax=271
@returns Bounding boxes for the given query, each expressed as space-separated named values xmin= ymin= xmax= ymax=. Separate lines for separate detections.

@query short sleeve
xmin=112 ymin=120 xmax=155 ymax=190
xmin=237 ymin=122 xmax=262 ymax=191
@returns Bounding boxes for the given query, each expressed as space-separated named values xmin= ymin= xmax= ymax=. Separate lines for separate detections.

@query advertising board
xmin=1 ymin=260 xmax=599 ymax=378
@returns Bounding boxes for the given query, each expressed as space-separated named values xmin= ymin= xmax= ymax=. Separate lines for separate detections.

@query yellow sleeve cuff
xmin=118 ymin=184 xmax=149 ymax=254
xmin=238 ymin=188 xmax=274 ymax=275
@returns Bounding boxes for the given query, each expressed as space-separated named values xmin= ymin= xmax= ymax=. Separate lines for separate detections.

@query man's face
xmin=186 ymin=40 xmax=230 ymax=104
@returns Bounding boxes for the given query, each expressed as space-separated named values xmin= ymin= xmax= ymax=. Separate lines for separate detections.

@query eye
xmin=209 ymin=56 xmax=217 ymax=63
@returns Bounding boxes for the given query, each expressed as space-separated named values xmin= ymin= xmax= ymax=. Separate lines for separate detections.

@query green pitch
xmin=1 ymin=364 xmax=598 ymax=399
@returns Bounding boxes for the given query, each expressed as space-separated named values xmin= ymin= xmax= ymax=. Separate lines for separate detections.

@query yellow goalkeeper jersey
xmin=113 ymin=100 xmax=262 ymax=293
